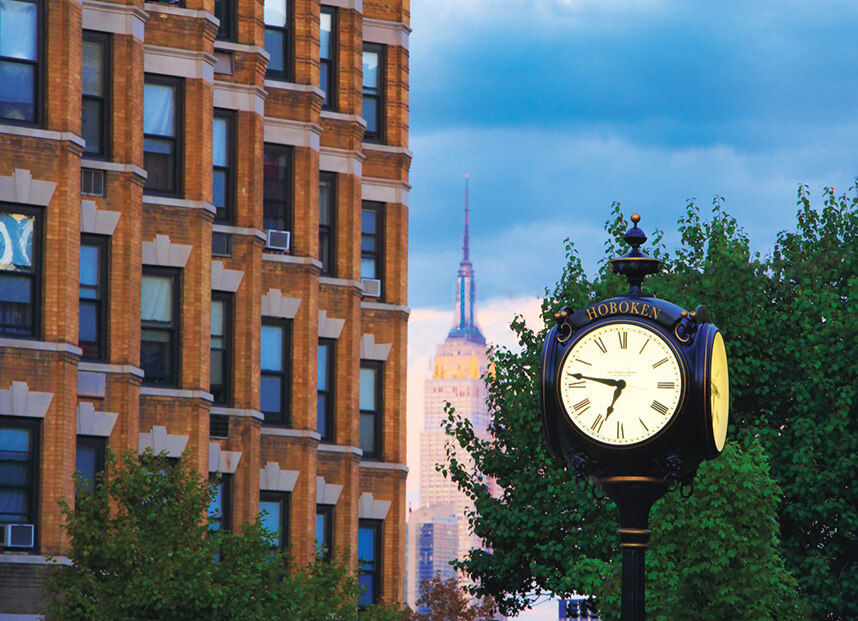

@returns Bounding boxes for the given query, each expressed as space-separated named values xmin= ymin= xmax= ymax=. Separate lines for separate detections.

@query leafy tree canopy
xmin=441 ymin=187 xmax=858 ymax=619
xmin=46 ymin=450 xmax=405 ymax=621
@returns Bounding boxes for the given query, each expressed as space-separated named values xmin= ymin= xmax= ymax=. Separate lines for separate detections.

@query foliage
xmin=412 ymin=574 xmax=496 ymax=621
xmin=583 ymin=441 xmax=806 ymax=621
xmin=441 ymin=189 xmax=858 ymax=618
xmin=45 ymin=449 xmax=395 ymax=620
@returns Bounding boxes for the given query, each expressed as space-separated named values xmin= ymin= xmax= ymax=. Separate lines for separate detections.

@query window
xmin=79 ymin=235 xmax=108 ymax=360
xmin=262 ymin=144 xmax=291 ymax=232
xmin=210 ymin=293 xmax=232 ymax=405
xmin=361 ymin=201 xmax=383 ymax=285
xmin=0 ymin=0 xmax=40 ymax=124
xmin=143 ymin=76 xmax=182 ymax=195
xmin=359 ymin=361 xmax=382 ymax=459
xmin=319 ymin=172 xmax=336 ymax=275
xmin=358 ymin=519 xmax=382 ymax=607
xmin=320 ymin=7 xmax=336 ymax=109
xmin=264 ymin=0 xmax=291 ymax=80
xmin=212 ymin=109 xmax=234 ymax=223
xmin=0 ymin=206 xmax=41 ymax=337
xmin=214 ymin=0 xmax=234 ymax=41
xmin=141 ymin=269 xmax=180 ymax=386
xmin=75 ymin=436 xmax=105 ymax=496
xmin=260 ymin=318 xmax=290 ymax=425
xmin=260 ymin=492 xmax=289 ymax=549
xmin=82 ymin=31 xmax=110 ymax=158
xmin=212 ymin=232 xmax=232 ymax=257
xmin=209 ymin=474 xmax=231 ymax=532
xmin=315 ymin=504 xmax=333 ymax=561
xmin=0 ymin=420 xmax=38 ymax=538
xmin=362 ymin=44 xmax=384 ymax=142
xmin=317 ymin=338 xmax=335 ymax=441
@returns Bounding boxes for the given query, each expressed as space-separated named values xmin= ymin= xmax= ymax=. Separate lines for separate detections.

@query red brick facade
xmin=0 ymin=0 xmax=409 ymax=614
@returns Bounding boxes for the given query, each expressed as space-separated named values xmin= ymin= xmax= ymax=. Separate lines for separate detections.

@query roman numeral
xmin=639 ymin=417 xmax=649 ymax=431
xmin=594 ymin=337 xmax=607 ymax=354
xmin=616 ymin=422 xmax=624 ymax=439
xmin=567 ymin=381 xmax=585 ymax=389
xmin=652 ymin=358 xmax=669 ymax=369
xmin=657 ymin=382 xmax=675 ymax=390
xmin=574 ymin=398 xmax=591 ymax=413
xmin=618 ymin=331 xmax=628 ymax=349
xmin=651 ymin=400 xmax=669 ymax=415
xmin=590 ymin=414 xmax=604 ymax=433
xmin=575 ymin=358 xmax=592 ymax=367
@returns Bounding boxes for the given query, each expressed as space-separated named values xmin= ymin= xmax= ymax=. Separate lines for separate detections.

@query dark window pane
xmin=81 ymin=99 xmax=103 ymax=154
xmin=213 ymin=169 xmax=226 ymax=209
xmin=359 ymin=412 xmax=375 ymax=454
xmin=363 ymin=97 xmax=378 ymax=135
xmin=0 ymin=273 xmax=31 ymax=304
xmin=0 ymin=273 xmax=33 ymax=335
xmin=0 ymin=60 xmax=35 ymax=122
xmin=143 ymin=141 xmax=175 ymax=193
xmin=79 ymin=301 xmax=98 ymax=342
xmin=317 ymin=394 xmax=328 ymax=437
xmin=320 ymin=63 xmax=330 ymax=106
xmin=0 ymin=0 xmax=37 ymax=60
xmin=260 ymin=375 xmax=282 ymax=414
xmin=141 ymin=336 xmax=171 ymax=382
xmin=81 ymin=39 xmax=104 ymax=96
xmin=265 ymin=29 xmax=285 ymax=74
xmin=214 ymin=0 xmax=231 ymax=39
xmin=361 ymin=210 xmax=376 ymax=235
xmin=75 ymin=441 xmax=98 ymax=494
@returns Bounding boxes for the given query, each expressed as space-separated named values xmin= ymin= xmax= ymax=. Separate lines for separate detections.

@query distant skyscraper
xmin=408 ymin=176 xmax=492 ymax=609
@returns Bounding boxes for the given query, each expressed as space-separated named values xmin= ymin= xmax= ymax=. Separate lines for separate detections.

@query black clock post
xmin=540 ymin=214 xmax=730 ymax=621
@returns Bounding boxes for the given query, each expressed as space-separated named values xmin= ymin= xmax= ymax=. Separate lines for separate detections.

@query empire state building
xmin=407 ymin=177 xmax=493 ymax=609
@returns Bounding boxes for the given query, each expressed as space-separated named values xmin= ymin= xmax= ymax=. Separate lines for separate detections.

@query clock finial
xmin=611 ymin=213 xmax=661 ymax=296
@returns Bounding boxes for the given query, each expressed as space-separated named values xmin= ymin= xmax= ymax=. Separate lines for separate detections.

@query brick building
xmin=0 ymin=0 xmax=410 ymax=614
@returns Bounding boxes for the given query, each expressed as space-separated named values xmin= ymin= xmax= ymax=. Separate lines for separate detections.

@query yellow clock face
xmin=558 ymin=322 xmax=684 ymax=446
xmin=710 ymin=331 xmax=729 ymax=452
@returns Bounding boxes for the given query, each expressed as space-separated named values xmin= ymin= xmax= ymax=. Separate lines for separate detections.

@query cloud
xmin=408 ymin=125 xmax=858 ymax=306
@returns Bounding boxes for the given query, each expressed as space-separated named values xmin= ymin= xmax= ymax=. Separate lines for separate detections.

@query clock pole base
xmin=597 ymin=476 xmax=669 ymax=621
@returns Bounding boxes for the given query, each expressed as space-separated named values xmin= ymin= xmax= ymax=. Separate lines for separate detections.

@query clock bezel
xmin=695 ymin=324 xmax=729 ymax=458
xmin=555 ymin=317 xmax=689 ymax=450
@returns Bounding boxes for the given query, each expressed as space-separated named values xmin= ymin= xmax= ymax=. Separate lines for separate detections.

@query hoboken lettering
xmin=585 ymin=300 xmax=660 ymax=321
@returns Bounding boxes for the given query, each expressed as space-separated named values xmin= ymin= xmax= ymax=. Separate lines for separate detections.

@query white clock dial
xmin=558 ymin=321 xmax=684 ymax=446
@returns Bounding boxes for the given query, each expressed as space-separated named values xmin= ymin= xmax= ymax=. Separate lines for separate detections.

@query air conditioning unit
xmin=266 ymin=229 xmax=291 ymax=252
xmin=361 ymin=278 xmax=382 ymax=298
xmin=1 ymin=524 xmax=35 ymax=549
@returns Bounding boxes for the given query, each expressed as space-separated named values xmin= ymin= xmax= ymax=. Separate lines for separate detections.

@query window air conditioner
xmin=2 ymin=524 xmax=35 ymax=548
xmin=361 ymin=278 xmax=382 ymax=298
xmin=266 ymin=229 xmax=291 ymax=251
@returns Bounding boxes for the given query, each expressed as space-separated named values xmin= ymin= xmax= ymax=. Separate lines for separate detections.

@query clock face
xmin=558 ymin=321 xmax=684 ymax=446
xmin=709 ymin=331 xmax=729 ymax=452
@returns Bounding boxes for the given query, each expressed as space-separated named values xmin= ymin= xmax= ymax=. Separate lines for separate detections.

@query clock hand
xmin=570 ymin=373 xmax=623 ymax=388
xmin=603 ymin=380 xmax=627 ymax=422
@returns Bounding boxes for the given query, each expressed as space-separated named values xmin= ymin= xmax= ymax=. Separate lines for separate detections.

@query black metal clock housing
xmin=541 ymin=215 xmax=729 ymax=482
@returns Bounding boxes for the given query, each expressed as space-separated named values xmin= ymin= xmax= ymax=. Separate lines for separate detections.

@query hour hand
xmin=570 ymin=372 xmax=623 ymax=388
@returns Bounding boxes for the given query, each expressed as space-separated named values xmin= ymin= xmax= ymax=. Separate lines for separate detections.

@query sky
xmin=404 ymin=2 xmax=858 ymax=618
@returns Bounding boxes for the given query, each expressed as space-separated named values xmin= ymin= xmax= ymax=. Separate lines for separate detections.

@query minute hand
xmin=570 ymin=373 xmax=624 ymax=388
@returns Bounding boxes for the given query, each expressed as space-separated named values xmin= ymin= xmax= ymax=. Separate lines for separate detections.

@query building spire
xmin=463 ymin=173 xmax=470 ymax=263
xmin=447 ymin=174 xmax=485 ymax=345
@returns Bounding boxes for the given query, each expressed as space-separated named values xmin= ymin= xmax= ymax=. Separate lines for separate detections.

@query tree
xmin=45 ymin=449 xmax=396 ymax=620
xmin=441 ymin=190 xmax=858 ymax=618
xmin=413 ymin=574 xmax=496 ymax=621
